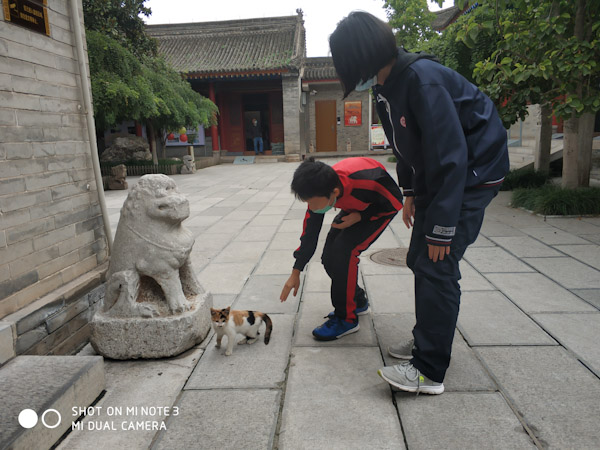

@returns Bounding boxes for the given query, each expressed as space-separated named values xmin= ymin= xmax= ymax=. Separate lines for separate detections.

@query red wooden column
xmin=208 ymin=82 xmax=219 ymax=151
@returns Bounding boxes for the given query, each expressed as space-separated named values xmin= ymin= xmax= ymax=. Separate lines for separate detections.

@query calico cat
xmin=210 ymin=307 xmax=273 ymax=356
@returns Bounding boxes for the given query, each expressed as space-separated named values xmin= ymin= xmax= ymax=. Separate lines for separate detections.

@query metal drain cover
xmin=369 ymin=248 xmax=408 ymax=267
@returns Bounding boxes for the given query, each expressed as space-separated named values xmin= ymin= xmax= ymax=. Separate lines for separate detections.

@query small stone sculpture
xmin=181 ymin=155 xmax=196 ymax=174
xmin=90 ymin=174 xmax=212 ymax=359
xmin=108 ymin=164 xmax=128 ymax=190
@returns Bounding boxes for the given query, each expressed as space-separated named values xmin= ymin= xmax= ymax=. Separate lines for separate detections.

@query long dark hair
xmin=329 ymin=11 xmax=397 ymax=97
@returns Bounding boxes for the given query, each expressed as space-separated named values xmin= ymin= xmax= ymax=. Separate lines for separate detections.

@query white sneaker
xmin=378 ymin=361 xmax=444 ymax=395
xmin=387 ymin=338 xmax=414 ymax=359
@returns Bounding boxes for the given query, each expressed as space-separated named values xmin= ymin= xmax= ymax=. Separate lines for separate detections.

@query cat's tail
xmin=259 ymin=313 xmax=273 ymax=345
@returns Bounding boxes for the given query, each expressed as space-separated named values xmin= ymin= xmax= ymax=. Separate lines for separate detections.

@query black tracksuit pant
xmin=408 ymin=187 xmax=499 ymax=383
xmin=321 ymin=214 xmax=396 ymax=322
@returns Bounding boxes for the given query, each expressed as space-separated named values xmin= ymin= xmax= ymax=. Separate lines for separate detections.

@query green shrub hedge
xmin=512 ymin=185 xmax=600 ymax=216
xmin=500 ymin=168 xmax=550 ymax=191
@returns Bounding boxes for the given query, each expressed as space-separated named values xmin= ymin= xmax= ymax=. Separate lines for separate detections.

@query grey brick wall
xmin=307 ymin=84 xmax=370 ymax=152
xmin=282 ymin=74 xmax=302 ymax=155
xmin=0 ymin=0 xmax=108 ymax=319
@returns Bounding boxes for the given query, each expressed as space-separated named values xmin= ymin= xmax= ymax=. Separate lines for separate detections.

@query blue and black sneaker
xmin=327 ymin=288 xmax=370 ymax=318
xmin=312 ymin=316 xmax=359 ymax=341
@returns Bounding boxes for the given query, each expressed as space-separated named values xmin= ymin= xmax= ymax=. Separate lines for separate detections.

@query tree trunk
xmin=562 ymin=112 xmax=594 ymax=188
xmin=534 ymin=103 xmax=553 ymax=174
xmin=147 ymin=122 xmax=158 ymax=165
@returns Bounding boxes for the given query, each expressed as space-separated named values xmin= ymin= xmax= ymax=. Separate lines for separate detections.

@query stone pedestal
xmin=90 ymin=292 xmax=212 ymax=359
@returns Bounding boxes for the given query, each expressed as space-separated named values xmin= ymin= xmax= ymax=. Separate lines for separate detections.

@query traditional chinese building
xmin=146 ymin=10 xmax=372 ymax=157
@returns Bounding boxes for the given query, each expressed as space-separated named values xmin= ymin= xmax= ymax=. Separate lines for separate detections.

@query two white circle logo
xmin=18 ymin=409 xmax=62 ymax=429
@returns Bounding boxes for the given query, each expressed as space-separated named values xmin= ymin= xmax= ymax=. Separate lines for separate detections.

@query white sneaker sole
xmin=337 ymin=324 xmax=360 ymax=338
xmin=356 ymin=306 xmax=370 ymax=316
xmin=377 ymin=369 xmax=445 ymax=395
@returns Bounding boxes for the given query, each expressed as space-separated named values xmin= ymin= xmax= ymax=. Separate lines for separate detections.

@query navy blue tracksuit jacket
xmin=373 ymin=49 xmax=509 ymax=382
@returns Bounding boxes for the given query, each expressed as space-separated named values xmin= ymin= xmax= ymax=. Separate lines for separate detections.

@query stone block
xmin=154 ymin=390 xmax=280 ymax=450
xmin=546 ymin=217 xmax=600 ymax=235
xmin=458 ymin=291 xmax=556 ymax=346
xmin=248 ymin=214 xmax=285 ymax=227
xmin=15 ymin=325 xmax=48 ymax=354
xmin=373 ymin=314 xmax=495 ymax=392
xmin=0 ymin=356 xmax=104 ymax=450
xmin=253 ymin=249 xmax=296 ymax=275
xmin=90 ymin=293 xmax=212 ymax=360
xmin=197 ymin=262 xmax=255 ymax=294
xmin=294 ymin=292 xmax=377 ymax=347
xmin=477 ymin=346 xmax=600 ymax=449
xmin=235 ymin=274 xmax=302 ymax=314
xmin=279 ymin=347 xmax=404 ymax=449
xmin=46 ymin=297 xmax=90 ymax=333
xmin=572 ymin=289 xmax=600 ymax=309
xmin=480 ymin=219 xmax=525 ymax=237
xmin=212 ymin=240 xmax=269 ymax=264
xmin=523 ymin=257 xmax=600 ymax=289
xmin=459 ymin=261 xmax=495 ymax=291
xmin=0 ymin=321 xmax=15 ymax=365
xmin=363 ymin=274 xmax=415 ymax=314
xmin=533 ymin=312 xmax=600 ymax=377
xmin=186 ymin=314 xmax=293 ymax=389
xmin=397 ymin=392 xmax=535 ymax=449
xmin=268 ymin=231 xmax=301 ymax=250
xmin=234 ymin=225 xmax=278 ymax=241
xmin=59 ymin=347 xmax=202 ymax=450
xmin=303 ymin=261 xmax=331 ymax=292
xmin=485 ymin=273 xmax=596 ymax=313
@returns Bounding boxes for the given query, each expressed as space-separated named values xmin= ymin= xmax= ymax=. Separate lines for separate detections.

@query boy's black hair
xmin=329 ymin=11 xmax=397 ymax=98
xmin=291 ymin=157 xmax=341 ymax=201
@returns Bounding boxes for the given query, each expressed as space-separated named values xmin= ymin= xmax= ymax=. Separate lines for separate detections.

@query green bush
xmin=500 ymin=168 xmax=550 ymax=191
xmin=512 ymin=185 xmax=600 ymax=216
xmin=387 ymin=156 xmax=397 ymax=163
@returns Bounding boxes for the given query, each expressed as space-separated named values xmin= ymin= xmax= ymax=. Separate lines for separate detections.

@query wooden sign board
xmin=3 ymin=0 xmax=50 ymax=36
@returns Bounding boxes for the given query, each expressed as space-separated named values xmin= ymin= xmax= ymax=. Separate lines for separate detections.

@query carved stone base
xmin=89 ymin=292 xmax=212 ymax=360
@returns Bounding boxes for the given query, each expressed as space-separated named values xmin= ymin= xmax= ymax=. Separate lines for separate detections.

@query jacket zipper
xmin=377 ymin=93 xmax=414 ymax=175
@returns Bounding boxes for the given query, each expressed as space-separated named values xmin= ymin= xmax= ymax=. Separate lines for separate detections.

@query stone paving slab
xmin=211 ymin=240 xmax=269 ymax=264
xmin=203 ymin=219 xmax=247 ymax=234
xmin=254 ymin=249 xmax=296 ymax=275
xmin=581 ymin=233 xmax=600 ymax=244
xmin=480 ymin=219 xmax=526 ymax=237
xmin=197 ymin=262 xmax=256 ymax=294
xmin=533 ymin=312 xmax=600 ymax=377
xmin=268 ymin=232 xmax=301 ymax=250
xmin=234 ymin=225 xmax=279 ymax=241
xmin=279 ymin=347 xmax=404 ymax=449
xmin=303 ymin=262 xmax=331 ymax=292
xmin=184 ymin=214 xmax=221 ymax=228
xmin=485 ymin=272 xmax=596 ymax=313
xmin=186 ymin=314 xmax=293 ymax=389
xmin=59 ymin=347 xmax=201 ymax=450
xmin=278 ymin=219 xmax=303 ymax=233
xmin=470 ymin=234 xmax=495 ymax=247
xmin=235 ymin=274 xmax=303 ymax=314
xmin=476 ymin=346 xmax=600 ymax=449
xmin=359 ymin=252 xmax=412 ymax=275
xmin=458 ymin=291 xmax=556 ymax=345
xmin=223 ymin=209 xmax=259 ymax=221
xmin=523 ymin=257 xmax=600 ymax=289
xmin=545 ymin=217 xmax=600 ymax=235
xmin=249 ymin=214 xmax=285 ymax=227
xmin=211 ymin=294 xmax=237 ymax=310
xmin=373 ymin=314 xmax=496 ymax=392
xmin=294 ymin=292 xmax=377 ymax=347
xmin=396 ymin=392 xmax=535 ymax=450
xmin=463 ymin=247 xmax=535 ymax=273
xmin=363 ymin=274 xmax=415 ymax=314
xmin=554 ymin=244 xmax=600 ymax=270
xmin=489 ymin=236 xmax=562 ymax=257
xmin=153 ymin=389 xmax=280 ymax=450
xmin=572 ymin=289 xmax=600 ymax=309
xmin=459 ymin=261 xmax=495 ymax=291
xmin=522 ymin=226 xmax=590 ymax=245
xmin=368 ymin=228 xmax=401 ymax=249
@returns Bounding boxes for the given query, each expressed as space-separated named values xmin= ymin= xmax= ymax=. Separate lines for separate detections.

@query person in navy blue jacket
xmin=280 ymin=157 xmax=403 ymax=341
xmin=329 ymin=11 xmax=509 ymax=394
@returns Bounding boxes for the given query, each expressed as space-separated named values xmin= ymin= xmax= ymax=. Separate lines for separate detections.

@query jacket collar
xmin=374 ymin=48 xmax=438 ymax=97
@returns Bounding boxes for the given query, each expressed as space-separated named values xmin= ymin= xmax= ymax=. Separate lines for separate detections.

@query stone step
xmin=0 ymin=355 xmax=104 ymax=450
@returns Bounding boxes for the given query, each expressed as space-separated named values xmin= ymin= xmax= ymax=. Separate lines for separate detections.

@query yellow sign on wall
xmin=3 ymin=0 xmax=50 ymax=36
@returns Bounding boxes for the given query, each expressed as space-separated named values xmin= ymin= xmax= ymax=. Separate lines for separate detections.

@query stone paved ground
xmin=58 ymin=157 xmax=600 ymax=450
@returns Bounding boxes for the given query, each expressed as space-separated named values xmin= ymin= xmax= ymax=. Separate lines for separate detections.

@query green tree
xmin=83 ymin=0 xmax=218 ymax=162
xmin=82 ymin=0 xmax=157 ymax=58
xmin=87 ymin=31 xmax=217 ymax=162
xmin=462 ymin=0 xmax=600 ymax=187
xmin=384 ymin=0 xmax=437 ymax=51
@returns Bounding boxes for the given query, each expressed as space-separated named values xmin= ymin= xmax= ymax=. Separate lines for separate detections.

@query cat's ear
xmin=210 ymin=308 xmax=217 ymax=315
xmin=224 ymin=306 xmax=231 ymax=312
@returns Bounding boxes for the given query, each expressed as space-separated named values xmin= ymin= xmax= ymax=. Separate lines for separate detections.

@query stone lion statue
xmin=102 ymin=174 xmax=202 ymax=318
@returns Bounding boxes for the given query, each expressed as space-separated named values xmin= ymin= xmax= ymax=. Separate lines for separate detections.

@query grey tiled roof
xmin=146 ymin=13 xmax=306 ymax=78
xmin=304 ymin=57 xmax=338 ymax=81
xmin=432 ymin=6 xmax=462 ymax=30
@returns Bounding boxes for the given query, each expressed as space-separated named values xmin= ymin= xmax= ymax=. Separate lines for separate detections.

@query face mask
xmin=312 ymin=195 xmax=337 ymax=214
xmin=355 ymin=75 xmax=377 ymax=91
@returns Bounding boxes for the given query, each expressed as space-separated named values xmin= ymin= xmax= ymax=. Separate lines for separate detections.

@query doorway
xmin=315 ymin=100 xmax=337 ymax=152
xmin=243 ymin=93 xmax=270 ymax=152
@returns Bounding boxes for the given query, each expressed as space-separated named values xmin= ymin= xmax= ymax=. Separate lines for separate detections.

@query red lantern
xmin=179 ymin=134 xmax=188 ymax=143
xmin=167 ymin=133 xmax=175 ymax=140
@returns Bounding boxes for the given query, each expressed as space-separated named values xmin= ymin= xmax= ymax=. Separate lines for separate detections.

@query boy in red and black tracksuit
xmin=280 ymin=156 xmax=403 ymax=340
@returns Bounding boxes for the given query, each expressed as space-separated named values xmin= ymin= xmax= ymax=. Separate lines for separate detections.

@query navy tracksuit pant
xmin=321 ymin=214 xmax=396 ymax=322
xmin=408 ymin=187 xmax=499 ymax=383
